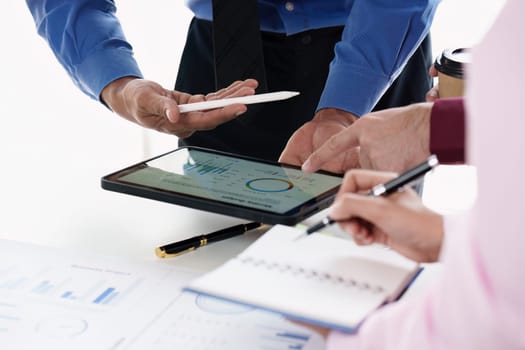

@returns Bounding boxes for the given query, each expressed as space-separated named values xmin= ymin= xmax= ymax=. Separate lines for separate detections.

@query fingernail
xmin=235 ymin=109 xmax=247 ymax=117
xmin=302 ymin=159 xmax=312 ymax=172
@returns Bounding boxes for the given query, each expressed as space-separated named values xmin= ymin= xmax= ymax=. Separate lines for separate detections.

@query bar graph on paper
xmin=0 ymin=240 xmax=183 ymax=349
xmin=0 ymin=240 xmax=325 ymax=350
xmin=0 ymin=263 xmax=143 ymax=307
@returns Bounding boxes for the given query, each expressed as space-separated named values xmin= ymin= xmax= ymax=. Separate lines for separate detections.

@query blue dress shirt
xmin=26 ymin=0 xmax=439 ymax=116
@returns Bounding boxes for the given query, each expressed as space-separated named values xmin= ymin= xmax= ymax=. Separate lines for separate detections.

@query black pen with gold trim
xmin=301 ymin=154 xmax=439 ymax=237
xmin=155 ymin=222 xmax=262 ymax=258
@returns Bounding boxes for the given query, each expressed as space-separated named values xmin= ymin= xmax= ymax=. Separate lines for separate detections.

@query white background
xmin=0 ymin=1 xmax=505 ymax=252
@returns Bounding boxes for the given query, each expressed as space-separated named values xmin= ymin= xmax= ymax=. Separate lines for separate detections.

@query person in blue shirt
xmin=26 ymin=0 xmax=439 ymax=164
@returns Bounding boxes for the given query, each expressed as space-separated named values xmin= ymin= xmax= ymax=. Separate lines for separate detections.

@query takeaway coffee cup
xmin=434 ymin=48 xmax=471 ymax=98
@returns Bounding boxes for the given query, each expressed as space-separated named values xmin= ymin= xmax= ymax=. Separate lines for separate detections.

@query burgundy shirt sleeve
xmin=430 ymin=98 xmax=466 ymax=163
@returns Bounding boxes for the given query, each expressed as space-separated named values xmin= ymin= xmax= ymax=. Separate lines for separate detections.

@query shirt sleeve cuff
xmin=430 ymin=98 xmax=466 ymax=164
xmin=317 ymin=64 xmax=390 ymax=117
xmin=75 ymin=48 xmax=143 ymax=102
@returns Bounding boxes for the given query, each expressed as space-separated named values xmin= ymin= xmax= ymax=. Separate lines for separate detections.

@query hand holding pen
xmin=302 ymin=156 xmax=443 ymax=262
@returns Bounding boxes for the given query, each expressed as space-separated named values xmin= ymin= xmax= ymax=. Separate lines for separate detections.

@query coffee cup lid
xmin=434 ymin=48 xmax=471 ymax=79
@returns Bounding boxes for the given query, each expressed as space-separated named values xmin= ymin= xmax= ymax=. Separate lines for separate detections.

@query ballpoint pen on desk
xmin=155 ymin=222 xmax=263 ymax=258
xmin=301 ymin=154 xmax=439 ymax=237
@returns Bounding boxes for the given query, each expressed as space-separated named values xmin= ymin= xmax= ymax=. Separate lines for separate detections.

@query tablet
xmin=101 ymin=147 xmax=342 ymax=225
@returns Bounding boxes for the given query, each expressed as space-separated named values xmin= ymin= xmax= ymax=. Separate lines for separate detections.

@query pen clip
xmin=155 ymin=246 xmax=196 ymax=259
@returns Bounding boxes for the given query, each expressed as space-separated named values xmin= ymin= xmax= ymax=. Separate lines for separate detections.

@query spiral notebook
xmin=185 ymin=224 xmax=421 ymax=333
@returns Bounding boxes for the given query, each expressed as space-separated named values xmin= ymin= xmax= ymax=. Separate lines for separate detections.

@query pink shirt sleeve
xmin=430 ymin=98 xmax=465 ymax=163
xmin=326 ymin=1 xmax=525 ymax=348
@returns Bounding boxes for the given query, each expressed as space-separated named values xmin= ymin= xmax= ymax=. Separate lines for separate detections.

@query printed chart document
xmin=186 ymin=225 xmax=421 ymax=332
xmin=0 ymin=239 xmax=325 ymax=350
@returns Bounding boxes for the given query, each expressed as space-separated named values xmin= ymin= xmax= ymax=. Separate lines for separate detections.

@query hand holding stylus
xmin=177 ymin=91 xmax=299 ymax=113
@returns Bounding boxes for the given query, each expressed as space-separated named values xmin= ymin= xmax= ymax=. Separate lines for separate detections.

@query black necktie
xmin=212 ymin=0 xmax=268 ymax=92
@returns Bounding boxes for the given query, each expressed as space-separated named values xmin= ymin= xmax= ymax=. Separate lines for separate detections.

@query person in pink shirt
xmin=300 ymin=1 xmax=525 ymax=348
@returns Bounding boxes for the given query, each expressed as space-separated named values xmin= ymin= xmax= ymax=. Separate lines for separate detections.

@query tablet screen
xmin=116 ymin=148 xmax=342 ymax=214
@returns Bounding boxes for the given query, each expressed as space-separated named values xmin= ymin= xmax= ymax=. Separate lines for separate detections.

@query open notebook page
xmin=186 ymin=224 xmax=420 ymax=332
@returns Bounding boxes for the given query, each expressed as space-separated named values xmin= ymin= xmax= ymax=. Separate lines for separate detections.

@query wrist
xmin=314 ymin=108 xmax=358 ymax=127
xmin=417 ymin=211 xmax=444 ymax=262
xmin=411 ymin=103 xmax=433 ymax=155
xmin=101 ymin=76 xmax=139 ymax=111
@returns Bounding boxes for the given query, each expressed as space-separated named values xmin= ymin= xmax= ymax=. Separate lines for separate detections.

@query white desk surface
xmin=0 ymin=158 xmax=476 ymax=349
xmin=0 ymin=162 xmax=476 ymax=291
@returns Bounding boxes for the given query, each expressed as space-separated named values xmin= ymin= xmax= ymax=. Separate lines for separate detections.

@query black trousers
xmin=176 ymin=18 xmax=432 ymax=161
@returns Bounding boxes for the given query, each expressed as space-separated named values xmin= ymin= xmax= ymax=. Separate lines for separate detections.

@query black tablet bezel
xmin=101 ymin=147 xmax=342 ymax=225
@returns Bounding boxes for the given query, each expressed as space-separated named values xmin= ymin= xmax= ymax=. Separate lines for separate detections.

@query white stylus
xmin=177 ymin=91 xmax=300 ymax=113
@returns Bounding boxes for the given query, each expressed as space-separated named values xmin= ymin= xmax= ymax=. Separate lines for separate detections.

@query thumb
xmin=158 ymin=96 xmax=181 ymax=123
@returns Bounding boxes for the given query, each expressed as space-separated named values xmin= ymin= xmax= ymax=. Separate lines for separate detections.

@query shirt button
xmin=285 ymin=2 xmax=294 ymax=11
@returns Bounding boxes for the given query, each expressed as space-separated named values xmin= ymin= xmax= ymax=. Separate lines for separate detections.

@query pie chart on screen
xmin=245 ymin=178 xmax=294 ymax=193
